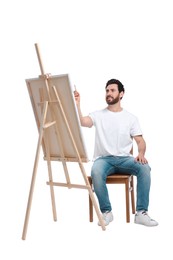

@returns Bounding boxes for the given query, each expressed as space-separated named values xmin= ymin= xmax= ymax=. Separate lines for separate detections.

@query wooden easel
xmin=22 ymin=44 xmax=106 ymax=240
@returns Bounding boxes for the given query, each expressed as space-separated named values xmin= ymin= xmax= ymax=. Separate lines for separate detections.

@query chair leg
xmin=130 ymin=176 xmax=136 ymax=214
xmin=125 ymin=179 xmax=130 ymax=222
xmin=89 ymin=195 xmax=93 ymax=222
xmin=88 ymin=178 xmax=93 ymax=222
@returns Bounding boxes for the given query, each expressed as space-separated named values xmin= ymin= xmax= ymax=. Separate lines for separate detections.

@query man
xmin=74 ymin=79 xmax=158 ymax=227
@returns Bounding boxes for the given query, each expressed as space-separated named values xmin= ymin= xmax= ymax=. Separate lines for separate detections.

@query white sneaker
xmin=98 ymin=211 xmax=113 ymax=226
xmin=134 ymin=211 xmax=158 ymax=227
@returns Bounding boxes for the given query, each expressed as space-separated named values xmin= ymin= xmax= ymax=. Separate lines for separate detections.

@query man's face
xmin=105 ymin=84 xmax=122 ymax=105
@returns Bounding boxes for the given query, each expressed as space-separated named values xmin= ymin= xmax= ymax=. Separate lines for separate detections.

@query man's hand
xmin=134 ymin=136 xmax=148 ymax=164
xmin=73 ymin=90 xmax=93 ymax=128
xmin=74 ymin=90 xmax=80 ymax=106
xmin=135 ymin=154 xmax=148 ymax=164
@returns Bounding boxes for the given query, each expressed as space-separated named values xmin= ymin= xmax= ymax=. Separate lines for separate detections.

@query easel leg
xmin=22 ymin=102 xmax=48 ymax=240
xmin=78 ymin=163 xmax=106 ymax=231
xmin=44 ymin=130 xmax=57 ymax=221
xmin=87 ymin=187 xmax=106 ymax=230
xmin=52 ymin=87 xmax=106 ymax=230
xmin=46 ymin=159 xmax=57 ymax=221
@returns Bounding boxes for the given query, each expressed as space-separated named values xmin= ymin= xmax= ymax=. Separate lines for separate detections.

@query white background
xmin=0 ymin=0 xmax=172 ymax=259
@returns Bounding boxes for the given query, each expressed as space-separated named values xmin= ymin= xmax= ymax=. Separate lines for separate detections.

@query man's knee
xmin=138 ymin=163 xmax=151 ymax=179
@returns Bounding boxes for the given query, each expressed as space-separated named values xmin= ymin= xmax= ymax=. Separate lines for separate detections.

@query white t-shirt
xmin=89 ymin=108 xmax=142 ymax=160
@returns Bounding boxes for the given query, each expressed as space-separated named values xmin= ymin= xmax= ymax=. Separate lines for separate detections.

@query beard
xmin=106 ymin=95 xmax=120 ymax=105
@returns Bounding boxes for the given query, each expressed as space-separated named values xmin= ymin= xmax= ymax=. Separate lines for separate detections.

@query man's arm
xmin=74 ymin=90 xmax=93 ymax=128
xmin=133 ymin=135 xmax=148 ymax=164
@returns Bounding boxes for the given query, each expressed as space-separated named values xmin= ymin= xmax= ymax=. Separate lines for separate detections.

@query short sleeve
xmin=130 ymin=117 xmax=143 ymax=137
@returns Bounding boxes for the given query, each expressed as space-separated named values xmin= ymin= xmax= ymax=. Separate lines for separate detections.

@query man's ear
xmin=120 ymin=92 xmax=124 ymax=99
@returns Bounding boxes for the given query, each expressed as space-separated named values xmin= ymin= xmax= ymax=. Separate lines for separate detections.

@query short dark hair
xmin=105 ymin=79 xmax=125 ymax=94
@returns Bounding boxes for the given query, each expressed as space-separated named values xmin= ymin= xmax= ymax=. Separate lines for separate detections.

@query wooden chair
xmin=88 ymin=174 xmax=136 ymax=223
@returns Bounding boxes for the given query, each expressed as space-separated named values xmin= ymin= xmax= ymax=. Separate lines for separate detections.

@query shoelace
xmin=142 ymin=211 xmax=148 ymax=215
xmin=142 ymin=211 xmax=154 ymax=221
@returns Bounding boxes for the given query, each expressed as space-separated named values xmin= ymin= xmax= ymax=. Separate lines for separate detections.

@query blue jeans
xmin=91 ymin=156 xmax=151 ymax=213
